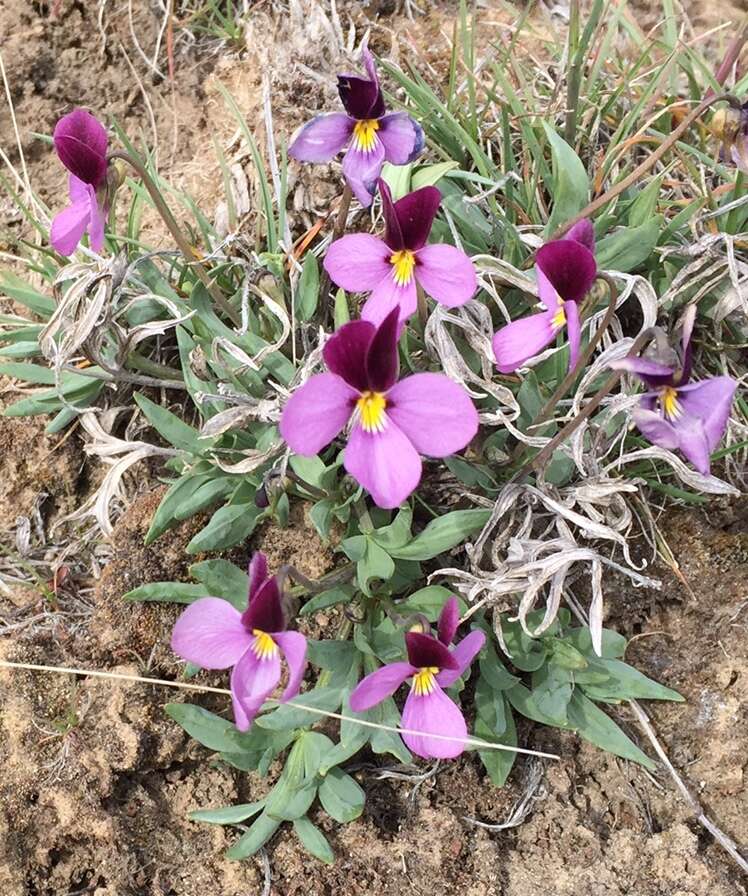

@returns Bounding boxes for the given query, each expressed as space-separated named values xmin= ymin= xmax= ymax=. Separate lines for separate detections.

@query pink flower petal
xmin=280 ymin=372 xmax=357 ymax=456
xmin=414 ymin=243 xmax=477 ymax=307
xmin=50 ymin=200 xmax=90 ymax=256
xmin=344 ymin=419 xmax=421 ymax=509
xmin=342 ymin=140 xmax=385 ymax=207
xmin=401 ymin=683 xmax=467 ymax=759
xmin=349 ymin=661 xmax=415 ymax=711
xmin=322 ymin=320 xmax=376 ymax=392
xmin=437 ymin=596 xmax=459 ymax=645
xmin=678 ymin=376 xmax=737 ymax=457
xmin=565 ymin=219 xmax=595 ymax=251
xmin=53 ymin=108 xmax=108 ymax=187
xmin=274 ymin=631 xmax=308 ymax=702
xmin=377 ymin=113 xmax=424 ymax=166
xmin=288 ymin=113 xmax=354 ymax=162
xmin=436 ymin=630 xmax=486 ymax=687
xmin=323 ymin=233 xmax=391 ymax=292
xmin=565 ymin=299 xmax=581 ymax=371
xmin=230 ymin=646 xmax=281 ymax=732
xmin=171 ymin=597 xmax=251 ymax=669
xmin=631 ymin=408 xmax=680 ymax=452
xmin=386 ymin=373 xmax=478 ymax=457
xmin=492 ymin=309 xmax=557 ymax=374
xmin=361 ymin=274 xmax=417 ymax=326
xmin=248 ymin=552 xmax=268 ymax=602
xmin=536 ymin=238 xmax=597 ymax=304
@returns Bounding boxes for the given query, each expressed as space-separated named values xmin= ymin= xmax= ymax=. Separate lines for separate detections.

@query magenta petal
xmin=280 ymin=372 xmax=357 ymax=455
xmin=436 ymin=630 xmax=485 ymax=687
xmin=323 ymin=320 xmax=377 ymax=391
xmin=379 ymin=178 xmax=405 ymax=250
xmin=387 ymin=373 xmax=478 ymax=457
xmin=565 ymin=218 xmax=595 ymax=251
xmin=394 ymin=187 xmax=442 ymax=251
xmin=87 ymin=188 xmax=106 ymax=253
xmin=401 ymin=684 xmax=467 ymax=759
xmin=274 ymin=631 xmax=308 ymax=703
xmin=565 ymin=299 xmax=581 ymax=372
xmin=288 ymin=113 xmax=354 ymax=163
xmin=536 ymin=238 xmax=597 ymax=303
xmin=242 ymin=578 xmax=284 ymax=633
xmin=171 ymin=597 xmax=251 ymax=669
xmin=437 ymin=596 xmax=459 ymax=646
xmin=672 ymin=414 xmax=712 ymax=474
xmin=678 ymin=304 xmax=696 ymax=383
xmin=50 ymin=200 xmax=90 ymax=256
xmin=361 ymin=274 xmax=417 ymax=326
xmin=248 ymin=552 xmax=269 ymax=602
xmin=414 ymin=244 xmax=477 ymax=307
xmin=377 ymin=113 xmax=425 ymax=166
xmin=323 ymin=233 xmax=391 ymax=292
xmin=349 ymin=661 xmax=415 ymax=711
xmin=492 ymin=309 xmax=557 ymax=374
xmin=230 ymin=646 xmax=281 ymax=732
xmin=405 ymin=631 xmax=459 ymax=671
xmin=342 ymin=140 xmax=385 ymax=207
xmin=365 ymin=307 xmax=400 ymax=392
xmin=608 ymin=356 xmax=676 ymax=380
xmin=344 ymin=420 xmax=421 ymax=509
xmin=678 ymin=376 xmax=737 ymax=453
xmin=53 ymin=108 xmax=108 ymax=187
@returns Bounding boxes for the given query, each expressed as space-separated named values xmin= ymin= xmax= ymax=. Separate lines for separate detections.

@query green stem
xmin=563 ymin=0 xmax=581 ymax=146
xmin=108 ymin=150 xmax=241 ymax=327
xmin=319 ymin=183 xmax=354 ymax=325
xmin=126 ymin=351 xmax=184 ymax=381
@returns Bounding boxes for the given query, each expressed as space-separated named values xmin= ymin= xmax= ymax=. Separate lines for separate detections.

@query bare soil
xmin=0 ymin=1 xmax=746 ymax=895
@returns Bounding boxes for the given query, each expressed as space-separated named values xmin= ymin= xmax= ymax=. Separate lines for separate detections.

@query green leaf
xmin=567 ymin=691 xmax=655 ymax=769
xmin=294 ymin=252 xmax=319 ymax=322
xmin=475 ymin=699 xmax=517 ymax=787
xmin=333 ymin=287 xmax=349 ymax=329
xmin=318 ymin=768 xmax=365 ymax=823
xmin=225 ymin=812 xmax=280 ymax=860
xmin=389 ymin=510 xmax=491 ymax=561
xmin=397 ymin=586 xmax=466 ymax=621
xmin=531 ymin=665 xmax=573 ymax=726
xmin=300 ymin=585 xmax=355 ymax=617
xmin=166 ymin=704 xmax=241 ymax=753
xmin=134 ymin=392 xmax=202 ymax=453
xmin=0 ymin=271 xmax=55 ymax=317
xmin=186 ymin=503 xmax=263 ymax=553
xmin=369 ymin=505 xmax=413 ymax=551
xmin=581 ymin=658 xmax=683 ymax=703
xmin=411 ymin=160 xmax=460 ymax=189
xmin=255 ymin=687 xmax=344 ymax=731
xmin=564 ymin=627 xmax=626 ymax=659
xmin=380 ymin=161 xmax=413 ymax=200
xmin=0 ymin=362 xmax=55 ymax=384
xmin=123 ymin=582 xmax=208 ymax=604
xmin=190 ymin=801 xmax=266 ymax=825
xmin=173 ymin=476 xmax=235 ymax=522
xmin=293 ymin=817 xmax=335 ymax=864
xmin=189 ymin=559 xmax=249 ymax=610
xmin=265 ymin=737 xmax=319 ymax=821
xmin=596 ymin=218 xmax=662 ymax=273
xmin=145 ymin=474 xmax=212 ymax=544
xmin=543 ymin=123 xmax=590 ymax=236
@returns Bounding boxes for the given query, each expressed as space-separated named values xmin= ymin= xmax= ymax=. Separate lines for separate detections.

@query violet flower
xmin=492 ymin=220 xmax=597 ymax=373
xmin=609 ymin=306 xmax=737 ymax=475
xmin=50 ymin=108 xmax=110 ymax=256
xmin=288 ymin=41 xmax=424 ymax=207
xmin=279 ymin=308 xmax=478 ymax=509
xmin=349 ymin=597 xmax=485 ymax=759
xmin=171 ymin=553 xmax=307 ymax=732
xmin=324 ymin=178 xmax=477 ymax=326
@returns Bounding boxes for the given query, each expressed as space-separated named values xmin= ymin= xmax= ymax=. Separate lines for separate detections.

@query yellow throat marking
xmin=353 ymin=119 xmax=380 ymax=153
xmin=390 ymin=249 xmax=416 ymax=287
xmin=660 ymin=386 xmax=682 ymax=421
xmin=356 ymin=391 xmax=387 ymax=433
xmin=252 ymin=629 xmax=278 ymax=661
xmin=551 ymin=297 xmax=566 ymax=330
xmin=412 ymin=667 xmax=439 ymax=696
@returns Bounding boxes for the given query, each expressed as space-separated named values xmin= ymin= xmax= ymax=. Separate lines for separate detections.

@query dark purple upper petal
xmin=394 ymin=185 xmax=442 ymax=251
xmin=536 ymin=238 xmax=597 ymax=304
xmin=379 ymin=179 xmax=405 ymax=250
xmin=365 ymin=307 xmax=400 ymax=392
xmin=53 ymin=108 xmax=109 ymax=188
xmin=676 ymin=304 xmax=696 ymax=385
xmin=241 ymin=577 xmax=285 ymax=633
xmin=437 ymin=596 xmax=459 ymax=645
xmin=405 ymin=631 xmax=459 ymax=671
xmin=248 ymin=552 xmax=269 ymax=602
xmin=323 ymin=320 xmax=377 ymax=392
xmin=337 ymin=44 xmax=384 ymax=120
xmin=565 ymin=218 xmax=595 ymax=252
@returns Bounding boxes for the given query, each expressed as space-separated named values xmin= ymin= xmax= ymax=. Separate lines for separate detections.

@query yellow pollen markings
xmin=356 ymin=390 xmax=387 ymax=433
xmin=390 ymin=249 xmax=416 ymax=286
xmin=251 ymin=629 xmax=278 ymax=661
xmin=660 ymin=386 xmax=682 ymax=421
xmin=412 ymin=666 xmax=439 ymax=696
xmin=551 ymin=296 xmax=566 ymax=330
xmin=353 ymin=119 xmax=380 ymax=153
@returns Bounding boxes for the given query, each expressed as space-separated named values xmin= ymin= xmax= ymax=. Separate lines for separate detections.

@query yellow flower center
xmin=252 ymin=629 xmax=278 ymax=661
xmin=551 ymin=296 xmax=566 ymax=329
xmin=660 ymin=386 xmax=682 ymax=421
xmin=356 ymin=390 xmax=387 ymax=433
xmin=412 ymin=667 xmax=439 ymax=696
xmin=390 ymin=249 xmax=416 ymax=287
xmin=353 ymin=119 xmax=380 ymax=153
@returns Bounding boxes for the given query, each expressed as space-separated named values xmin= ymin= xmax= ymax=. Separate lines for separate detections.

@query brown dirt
xmin=1 ymin=1 xmax=747 ymax=895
